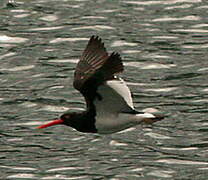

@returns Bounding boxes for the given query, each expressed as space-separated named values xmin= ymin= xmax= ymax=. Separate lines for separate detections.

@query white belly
xmin=95 ymin=113 xmax=154 ymax=134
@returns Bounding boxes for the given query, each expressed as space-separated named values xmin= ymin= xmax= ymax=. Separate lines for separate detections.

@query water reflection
xmin=0 ymin=35 xmax=28 ymax=43
xmin=1 ymin=0 xmax=208 ymax=179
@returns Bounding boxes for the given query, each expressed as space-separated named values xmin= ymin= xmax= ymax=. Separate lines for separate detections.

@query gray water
xmin=1 ymin=0 xmax=208 ymax=179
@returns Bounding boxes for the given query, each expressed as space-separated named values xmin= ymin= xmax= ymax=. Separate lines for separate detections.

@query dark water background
xmin=1 ymin=0 xmax=208 ymax=179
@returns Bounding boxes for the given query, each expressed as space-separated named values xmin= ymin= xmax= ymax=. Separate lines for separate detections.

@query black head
xmin=37 ymin=112 xmax=81 ymax=129
xmin=60 ymin=112 xmax=80 ymax=127
xmin=37 ymin=111 xmax=97 ymax=133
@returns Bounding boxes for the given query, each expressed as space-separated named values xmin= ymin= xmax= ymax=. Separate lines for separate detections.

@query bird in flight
xmin=37 ymin=36 xmax=164 ymax=134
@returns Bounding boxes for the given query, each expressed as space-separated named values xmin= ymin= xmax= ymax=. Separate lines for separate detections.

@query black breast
xmin=71 ymin=110 xmax=97 ymax=133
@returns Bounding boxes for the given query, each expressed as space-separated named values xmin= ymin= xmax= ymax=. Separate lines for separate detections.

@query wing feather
xmin=73 ymin=36 xmax=124 ymax=109
xmin=73 ymin=36 xmax=109 ymax=91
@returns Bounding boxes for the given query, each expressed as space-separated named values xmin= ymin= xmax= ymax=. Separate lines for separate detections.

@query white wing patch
xmin=94 ymin=78 xmax=134 ymax=115
xmin=106 ymin=78 xmax=134 ymax=109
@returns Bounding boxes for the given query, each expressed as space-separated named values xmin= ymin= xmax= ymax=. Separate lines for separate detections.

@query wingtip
xmin=87 ymin=35 xmax=107 ymax=57
xmin=90 ymin=35 xmax=99 ymax=40
xmin=90 ymin=35 xmax=104 ymax=43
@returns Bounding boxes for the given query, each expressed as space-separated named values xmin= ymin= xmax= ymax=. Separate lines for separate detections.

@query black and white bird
xmin=37 ymin=36 xmax=164 ymax=134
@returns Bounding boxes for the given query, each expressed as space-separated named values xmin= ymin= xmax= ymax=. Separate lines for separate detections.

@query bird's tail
xmin=140 ymin=108 xmax=166 ymax=124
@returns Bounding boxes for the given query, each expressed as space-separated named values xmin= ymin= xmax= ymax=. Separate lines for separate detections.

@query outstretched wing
xmin=73 ymin=36 xmax=124 ymax=108
xmin=73 ymin=36 xmax=109 ymax=91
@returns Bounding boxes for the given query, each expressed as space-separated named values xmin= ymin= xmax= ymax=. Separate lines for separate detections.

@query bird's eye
xmin=65 ymin=114 xmax=70 ymax=119
xmin=61 ymin=114 xmax=69 ymax=120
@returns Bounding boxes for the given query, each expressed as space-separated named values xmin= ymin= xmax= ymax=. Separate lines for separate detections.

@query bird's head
xmin=37 ymin=112 xmax=79 ymax=129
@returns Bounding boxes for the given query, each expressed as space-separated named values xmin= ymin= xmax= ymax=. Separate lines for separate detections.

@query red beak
xmin=37 ymin=119 xmax=64 ymax=129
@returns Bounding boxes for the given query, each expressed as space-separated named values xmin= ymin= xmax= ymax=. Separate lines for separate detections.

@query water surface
xmin=1 ymin=0 xmax=208 ymax=179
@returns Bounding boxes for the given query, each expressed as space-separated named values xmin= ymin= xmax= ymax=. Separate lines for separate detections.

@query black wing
xmin=73 ymin=36 xmax=124 ymax=108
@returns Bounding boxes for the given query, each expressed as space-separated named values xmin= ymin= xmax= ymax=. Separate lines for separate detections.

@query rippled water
xmin=1 ymin=0 xmax=208 ymax=179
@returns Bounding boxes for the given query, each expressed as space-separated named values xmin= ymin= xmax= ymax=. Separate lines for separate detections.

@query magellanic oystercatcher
xmin=37 ymin=36 xmax=164 ymax=134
